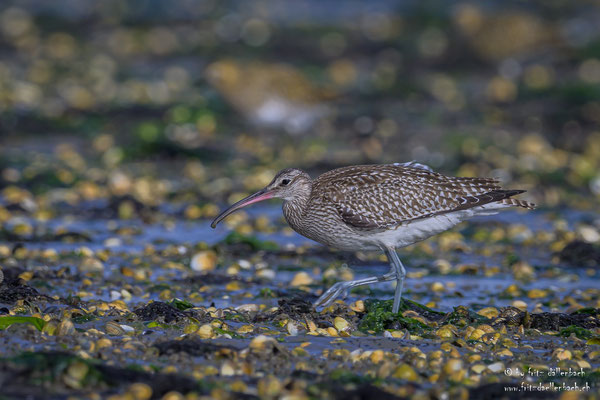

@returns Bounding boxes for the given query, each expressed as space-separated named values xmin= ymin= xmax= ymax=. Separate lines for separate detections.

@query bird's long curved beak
xmin=211 ymin=188 xmax=274 ymax=228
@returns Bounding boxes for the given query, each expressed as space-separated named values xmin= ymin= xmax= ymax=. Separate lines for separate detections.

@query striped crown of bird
xmin=211 ymin=162 xmax=535 ymax=313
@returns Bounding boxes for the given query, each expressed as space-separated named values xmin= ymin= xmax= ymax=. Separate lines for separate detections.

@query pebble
xmin=512 ymin=300 xmax=528 ymax=310
xmin=190 ymin=250 xmax=218 ymax=271
xmin=128 ymin=383 xmax=153 ymax=400
xmin=552 ymin=348 xmax=572 ymax=360
xmin=249 ymin=335 xmax=276 ymax=350
xmin=220 ymin=361 xmax=236 ymax=376
xmin=436 ymin=326 xmax=455 ymax=339
xmin=256 ymin=268 xmax=275 ymax=280
xmin=96 ymin=338 xmax=113 ymax=349
xmin=350 ymin=300 xmax=365 ymax=312
xmin=477 ymin=307 xmax=499 ymax=319
xmin=487 ymin=361 xmax=505 ymax=373
xmin=287 ymin=321 xmax=299 ymax=336
xmin=105 ymin=321 xmax=125 ymax=335
xmin=79 ymin=257 xmax=104 ymax=273
xmin=236 ymin=304 xmax=259 ymax=313
xmin=392 ymin=364 xmax=418 ymax=381
xmin=57 ymin=319 xmax=76 ymax=336
xmin=290 ymin=271 xmax=313 ymax=287
xmin=333 ymin=317 xmax=350 ymax=333
xmin=430 ymin=282 xmax=445 ymax=292
xmin=197 ymin=324 xmax=214 ymax=339
xmin=257 ymin=376 xmax=282 ymax=398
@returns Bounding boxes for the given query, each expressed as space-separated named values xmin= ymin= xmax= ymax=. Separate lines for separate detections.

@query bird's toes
xmin=314 ymin=282 xmax=347 ymax=309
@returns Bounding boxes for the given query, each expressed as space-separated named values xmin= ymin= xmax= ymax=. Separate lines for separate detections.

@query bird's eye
xmin=281 ymin=179 xmax=291 ymax=186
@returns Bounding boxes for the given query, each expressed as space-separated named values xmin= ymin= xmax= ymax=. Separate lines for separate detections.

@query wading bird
xmin=211 ymin=163 xmax=535 ymax=313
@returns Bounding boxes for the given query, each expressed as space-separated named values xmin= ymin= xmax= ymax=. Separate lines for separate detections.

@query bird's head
xmin=211 ymin=168 xmax=310 ymax=228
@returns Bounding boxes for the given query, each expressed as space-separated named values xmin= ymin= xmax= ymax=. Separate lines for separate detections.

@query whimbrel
xmin=211 ymin=163 xmax=535 ymax=313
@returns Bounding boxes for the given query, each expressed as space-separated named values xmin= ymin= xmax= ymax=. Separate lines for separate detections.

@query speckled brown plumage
xmin=211 ymin=162 xmax=535 ymax=313
xmin=277 ymin=164 xmax=534 ymax=252
xmin=310 ymin=164 xmax=532 ymax=230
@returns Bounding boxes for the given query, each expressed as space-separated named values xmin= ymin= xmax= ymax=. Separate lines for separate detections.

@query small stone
xmin=468 ymin=328 xmax=486 ymax=341
xmin=79 ymin=257 xmax=104 ymax=273
xmin=257 ymin=376 xmax=281 ymax=398
xmin=430 ymin=282 xmax=445 ymax=292
xmin=64 ymin=361 xmax=88 ymax=389
xmin=236 ymin=304 xmax=258 ymax=313
xmin=487 ymin=362 xmax=505 ymax=373
xmin=197 ymin=324 xmax=214 ymax=339
xmin=350 ymin=300 xmax=365 ymax=312
xmin=496 ymin=349 xmax=514 ymax=357
xmin=392 ymin=364 xmax=418 ymax=381
xmin=370 ymin=350 xmax=384 ymax=363
xmin=190 ymin=250 xmax=217 ymax=272
xmin=290 ymin=271 xmax=313 ymax=287
xmin=443 ymin=359 xmax=465 ymax=382
xmin=96 ymin=338 xmax=113 ymax=349
xmin=587 ymin=337 xmax=600 ymax=345
xmin=434 ymin=259 xmax=452 ymax=274
xmin=129 ymin=383 xmax=153 ymax=400
xmin=527 ymin=289 xmax=547 ymax=299
xmin=477 ymin=307 xmax=499 ymax=319
xmin=249 ymin=335 xmax=276 ymax=350
xmin=225 ymin=281 xmax=242 ymax=291
xmin=577 ymin=360 xmax=591 ymax=369
xmin=161 ymin=391 xmax=184 ymax=400
xmin=471 ymin=364 xmax=487 ymax=374
xmin=512 ymin=260 xmax=536 ymax=280
xmin=236 ymin=325 xmax=254 ymax=334
xmin=334 ymin=317 xmax=350 ymax=333
xmin=220 ymin=361 xmax=235 ymax=376
xmin=105 ymin=321 xmax=125 ymax=335
xmin=436 ymin=326 xmax=455 ymax=339
xmin=57 ymin=319 xmax=76 ymax=336
xmin=287 ymin=321 xmax=299 ymax=336
xmin=104 ymin=237 xmax=122 ymax=247
xmin=553 ymin=348 xmax=572 ymax=360
xmin=443 ymin=359 xmax=463 ymax=375
xmin=256 ymin=268 xmax=275 ymax=280
xmin=512 ymin=300 xmax=527 ymax=311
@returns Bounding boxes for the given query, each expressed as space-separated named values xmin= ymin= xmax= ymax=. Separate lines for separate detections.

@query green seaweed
xmin=555 ymin=325 xmax=595 ymax=340
xmin=223 ymin=313 xmax=249 ymax=323
xmin=358 ymin=299 xmax=434 ymax=334
xmin=571 ymin=307 xmax=599 ymax=316
xmin=328 ymin=368 xmax=378 ymax=385
xmin=213 ymin=327 xmax=243 ymax=339
xmin=221 ymin=232 xmax=279 ymax=251
xmin=169 ymin=298 xmax=195 ymax=311
xmin=71 ymin=313 xmax=98 ymax=324
xmin=257 ymin=288 xmax=277 ymax=298
xmin=0 ymin=316 xmax=47 ymax=331
xmin=443 ymin=306 xmax=490 ymax=327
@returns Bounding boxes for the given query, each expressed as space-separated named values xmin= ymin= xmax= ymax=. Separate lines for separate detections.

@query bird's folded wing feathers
xmin=318 ymin=165 xmax=506 ymax=230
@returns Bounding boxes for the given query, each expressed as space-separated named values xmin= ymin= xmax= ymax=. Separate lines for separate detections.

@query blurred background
xmin=1 ymin=0 xmax=600 ymax=220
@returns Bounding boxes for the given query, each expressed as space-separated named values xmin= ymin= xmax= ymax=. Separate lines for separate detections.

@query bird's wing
xmin=315 ymin=165 xmax=505 ymax=230
xmin=393 ymin=161 xmax=434 ymax=172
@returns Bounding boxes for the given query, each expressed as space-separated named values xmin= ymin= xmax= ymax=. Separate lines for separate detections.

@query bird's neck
xmin=282 ymin=184 xmax=312 ymax=229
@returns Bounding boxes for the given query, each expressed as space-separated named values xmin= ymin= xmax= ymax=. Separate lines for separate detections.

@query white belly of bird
xmin=371 ymin=203 xmax=509 ymax=249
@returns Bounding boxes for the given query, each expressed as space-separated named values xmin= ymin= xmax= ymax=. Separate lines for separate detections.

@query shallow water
xmin=6 ymin=205 xmax=598 ymax=312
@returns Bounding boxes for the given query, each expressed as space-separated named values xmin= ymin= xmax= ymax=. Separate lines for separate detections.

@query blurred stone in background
xmin=0 ymin=0 xmax=599 ymax=209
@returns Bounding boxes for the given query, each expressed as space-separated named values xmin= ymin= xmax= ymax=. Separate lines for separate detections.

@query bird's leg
xmin=384 ymin=247 xmax=407 ymax=314
xmin=313 ymin=260 xmax=399 ymax=310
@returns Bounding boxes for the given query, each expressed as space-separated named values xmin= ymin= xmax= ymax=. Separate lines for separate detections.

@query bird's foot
xmin=313 ymin=281 xmax=350 ymax=310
